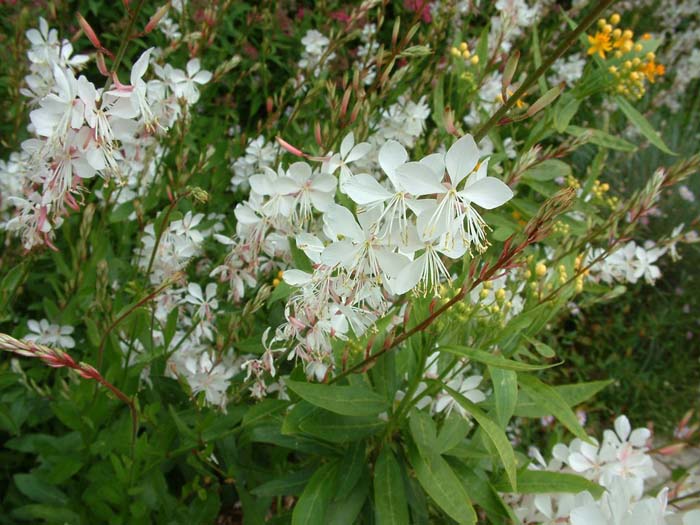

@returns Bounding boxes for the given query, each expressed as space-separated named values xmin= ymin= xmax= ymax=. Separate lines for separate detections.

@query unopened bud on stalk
xmin=349 ymin=101 xmax=361 ymax=123
xmin=314 ymin=122 xmax=323 ymax=147
xmin=276 ymin=136 xmax=304 ymax=157
xmin=340 ymin=87 xmax=352 ymax=119
xmin=77 ymin=13 xmax=102 ymax=49
xmin=145 ymin=4 xmax=170 ymax=34
xmin=96 ymin=52 xmax=109 ymax=76
xmin=391 ymin=17 xmax=401 ymax=47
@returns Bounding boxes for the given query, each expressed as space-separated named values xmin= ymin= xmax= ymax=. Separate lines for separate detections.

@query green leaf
xmin=522 ymin=159 xmax=572 ymax=182
xmin=285 ymin=404 xmax=384 ymax=443
xmin=285 ymin=380 xmax=387 ymax=417
xmin=242 ymin=399 xmax=288 ymax=427
xmin=517 ymin=374 xmax=588 ymax=440
xmin=566 ymin=125 xmax=637 ymax=152
xmin=268 ymin=281 xmax=293 ymax=305
xmin=11 ymin=504 xmax=80 ymax=523
xmin=441 ymin=384 xmax=517 ymax=492
xmin=14 ymin=474 xmax=68 ymax=505
xmin=514 ymin=380 xmax=612 ymax=417
xmin=292 ymin=461 xmax=339 ymax=525
xmin=409 ymin=409 xmax=438 ymax=458
xmin=335 ymin=441 xmax=366 ymax=499
xmin=407 ymin=443 xmax=477 ymax=525
xmin=252 ymin=468 xmax=315 ymax=497
xmin=327 ymin=469 xmax=369 ymax=525
xmin=440 ymin=345 xmax=556 ymax=371
xmin=374 ymin=448 xmax=409 ymax=525
xmin=494 ymin=470 xmax=604 ymax=498
xmin=451 ymin=462 xmax=519 ymax=525
xmin=490 ymin=367 xmax=518 ymax=428
xmin=526 ymin=337 xmax=556 ymax=358
xmin=553 ymin=94 xmax=581 ymax=132
xmin=615 ymin=96 xmax=675 ymax=155
xmin=289 ymin=237 xmax=314 ymax=272
xmin=436 ymin=412 xmax=471 ymax=454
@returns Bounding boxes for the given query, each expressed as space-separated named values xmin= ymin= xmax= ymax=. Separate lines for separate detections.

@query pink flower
xmin=404 ymin=0 xmax=432 ymax=23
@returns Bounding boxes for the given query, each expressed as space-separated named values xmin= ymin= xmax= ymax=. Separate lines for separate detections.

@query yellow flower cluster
xmin=552 ymin=221 xmax=571 ymax=235
xmin=587 ymin=14 xmax=665 ymax=100
xmin=450 ymin=41 xmax=480 ymax=65
xmin=566 ymin=175 xmax=581 ymax=189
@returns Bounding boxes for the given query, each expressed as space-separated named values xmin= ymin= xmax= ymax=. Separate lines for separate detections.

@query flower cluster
xmin=0 ymin=19 xmax=211 ymax=249
xmin=219 ymin=131 xmax=513 ymax=388
xmin=510 ymin=415 xmax=699 ymax=525
xmin=587 ymin=14 xmax=665 ymax=99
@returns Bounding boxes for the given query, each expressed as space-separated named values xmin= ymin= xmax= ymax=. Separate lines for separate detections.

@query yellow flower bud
xmin=459 ymin=42 xmax=468 ymax=51
xmin=610 ymin=13 xmax=620 ymax=25
xmin=535 ymin=262 xmax=547 ymax=277
xmin=462 ymin=49 xmax=471 ymax=59
xmin=480 ymin=288 xmax=490 ymax=300
xmin=470 ymin=55 xmax=480 ymax=65
xmin=495 ymin=288 xmax=506 ymax=302
xmin=634 ymin=43 xmax=643 ymax=52
xmin=612 ymin=28 xmax=622 ymax=39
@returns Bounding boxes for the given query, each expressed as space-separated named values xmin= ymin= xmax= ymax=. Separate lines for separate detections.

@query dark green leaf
xmin=374 ymin=448 xmax=409 ymax=525
xmin=286 ymin=380 xmax=387 ymax=417
xmin=292 ymin=461 xmax=339 ymax=525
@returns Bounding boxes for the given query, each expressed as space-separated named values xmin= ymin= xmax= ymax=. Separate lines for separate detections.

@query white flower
xmin=283 ymin=161 xmax=337 ymax=219
xmin=396 ymin=134 xmax=513 ymax=251
xmin=170 ymin=58 xmax=212 ymax=104
xmin=434 ymin=374 xmax=486 ymax=417
xmin=326 ymin=132 xmax=371 ymax=184
xmin=25 ymin=319 xmax=75 ymax=349
xmin=321 ymin=204 xmax=407 ymax=283
xmin=185 ymin=282 xmax=219 ymax=321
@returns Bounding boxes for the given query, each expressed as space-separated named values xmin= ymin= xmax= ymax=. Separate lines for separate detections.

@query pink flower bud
xmin=77 ymin=13 xmax=102 ymax=49
xmin=276 ymin=136 xmax=304 ymax=158
xmin=96 ymin=52 xmax=110 ymax=76
xmin=145 ymin=4 xmax=170 ymax=34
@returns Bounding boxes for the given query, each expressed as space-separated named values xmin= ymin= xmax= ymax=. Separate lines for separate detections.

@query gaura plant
xmin=0 ymin=0 xmax=698 ymax=523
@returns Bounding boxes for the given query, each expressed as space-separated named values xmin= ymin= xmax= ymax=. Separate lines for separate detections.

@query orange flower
xmin=587 ymin=31 xmax=612 ymax=59
xmin=641 ymin=60 xmax=665 ymax=83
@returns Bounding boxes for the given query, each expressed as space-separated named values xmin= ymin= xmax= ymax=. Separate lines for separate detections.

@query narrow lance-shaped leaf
xmin=489 ymin=367 xmax=518 ymax=428
xmin=440 ymin=345 xmax=558 ymax=371
xmin=615 ymin=96 xmax=675 ymax=155
xmin=286 ymin=380 xmax=387 ymax=417
xmin=493 ymin=469 xmax=604 ymax=498
xmin=518 ymin=374 xmax=589 ymax=440
xmin=502 ymin=51 xmax=520 ymax=96
xmin=440 ymin=383 xmax=517 ymax=492
xmin=527 ymin=85 xmax=562 ymax=117
xmin=292 ymin=462 xmax=339 ymax=525
xmin=407 ymin=443 xmax=477 ymax=525
xmin=374 ymin=448 xmax=409 ymax=525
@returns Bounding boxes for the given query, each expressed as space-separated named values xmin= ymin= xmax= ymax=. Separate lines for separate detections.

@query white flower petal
xmin=445 ymin=134 xmax=479 ymax=187
xmin=395 ymin=162 xmax=446 ymax=196
xmin=342 ymin=174 xmax=392 ymax=205
xmin=460 ymin=177 xmax=513 ymax=209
